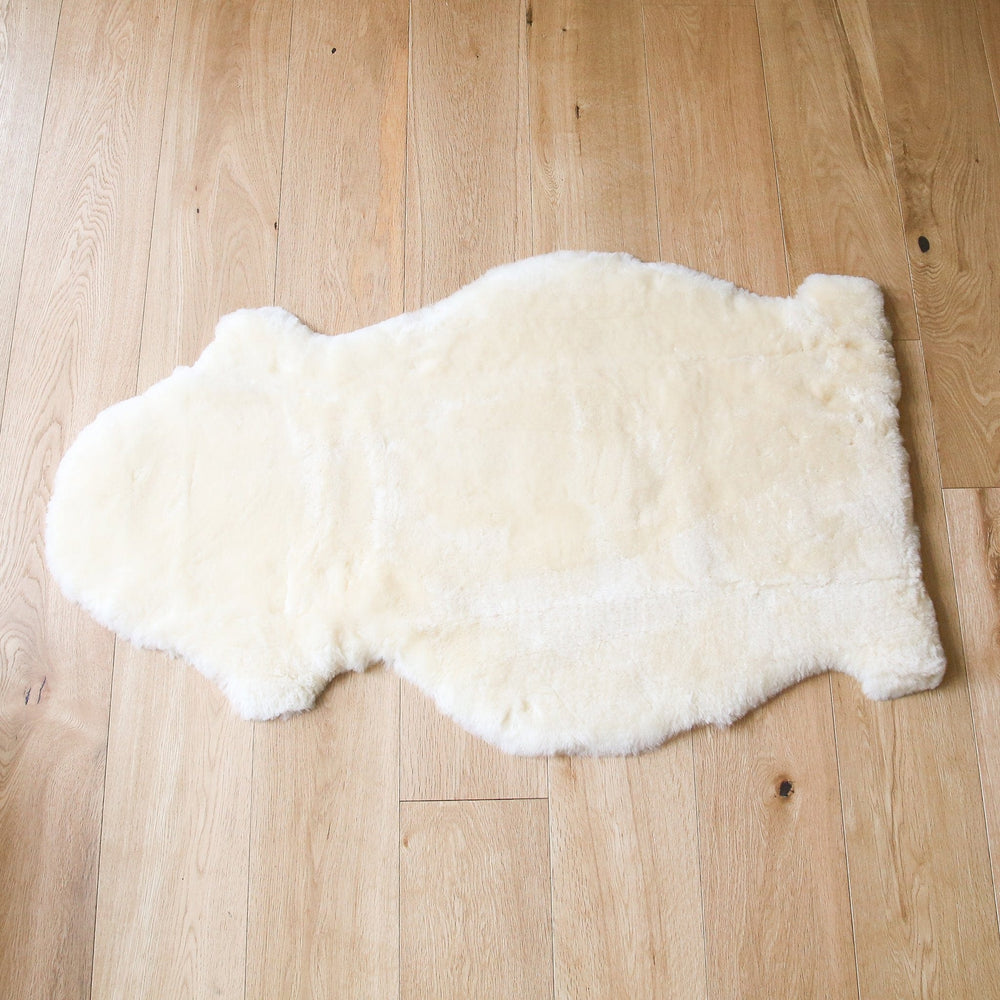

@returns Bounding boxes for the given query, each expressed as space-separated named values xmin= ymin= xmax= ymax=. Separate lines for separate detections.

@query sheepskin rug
xmin=46 ymin=252 xmax=944 ymax=755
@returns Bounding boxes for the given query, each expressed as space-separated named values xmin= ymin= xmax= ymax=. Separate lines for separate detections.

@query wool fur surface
xmin=46 ymin=252 xmax=945 ymax=755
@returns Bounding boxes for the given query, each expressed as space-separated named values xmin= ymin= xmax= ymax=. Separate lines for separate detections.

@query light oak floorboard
xmin=91 ymin=651 xmax=252 ymax=1000
xmin=245 ymin=2 xmax=407 ymax=996
xmin=404 ymin=0 xmax=531 ymax=308
xmin=548 ymin=753 xmax=705 ymax=999
xmin=272 ymin=0 xmax=407 ymax=339
xmin=135 ymin=0 xmax=287 ymax=392
xmin=0 ymin=0 xmax=175 ymax=996
xmin=249 ymin=670 xmax=400 ymax=1000
xmin=831 ymin=341 xmax=1000 ymax=997
xmin=400 ymin=0 xmax=544 ymax=802
xmin=89 ymin=2 xmax=289 ymax=997
xmin=528 ymin=0 xmax=658 ymax=259
xmin=870 ymin=0 xmax=1000 ymax=487
xmin=756 ymin=0 xmax=917 ymax=341
xmin=644 ymin=2 xmax=785 ymax=295
xmin=400 ymin=799 xmax=552 ymax=1000
xmin=647 ymin=6 xmax=857 ymax=996
xmin=696 ymin=678 xmax=856 ymax=999
xmin=0 ymin=0 xmax=61 ymax=422
xmin=944 ymin=487 xmax=1000 ymax=930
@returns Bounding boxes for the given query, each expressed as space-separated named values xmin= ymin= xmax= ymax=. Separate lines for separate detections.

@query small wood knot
xmin=778 ymin=779 xmax=794 ymax=798
xmin=918 ymin=235 xmax=930 ymax=253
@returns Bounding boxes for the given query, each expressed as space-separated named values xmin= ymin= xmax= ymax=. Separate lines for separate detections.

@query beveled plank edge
xmin=751 ymin=0 xmax=793 ymax=295
xmin=636 ymin=1 xmax=663 ymax=262
xmin=825 ymin=672 xmax=864 ymax=1000
xmin=244 ymin=721 xmax=257 ymax=1000
xmin=125 ymin=0 xmax=182 ymax=401
xmin=684 ymin=732 xmax=711 ymax=995
xmin=400 ymin=794 xmax=547 ymax=803
xmin=271 ymin=2 xmax=295 ymax=315
xmin=859 ymin=0 xmax=922 ymax=349
xmin=398 ymin=12 xmax=411 ymax=990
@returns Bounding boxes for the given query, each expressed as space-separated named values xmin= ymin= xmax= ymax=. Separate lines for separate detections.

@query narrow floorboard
xmin=400 ymin=799 xmax=552 ymax=1000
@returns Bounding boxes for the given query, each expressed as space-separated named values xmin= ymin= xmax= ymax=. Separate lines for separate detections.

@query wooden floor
xmin=2 ymin=0 xmax=999 ymax=996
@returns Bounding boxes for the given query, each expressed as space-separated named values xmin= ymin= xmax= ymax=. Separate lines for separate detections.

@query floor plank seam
xmin=399 ymin=795 xmax=549 ymax=804
xmin=826 ymin=673 xmax=864 ymax=1000
xmin=131 ymin=0 xmax=182 ymax=399
xmin=243 ymin=721 xmax=256 ymax=1000
xmin=271 ymin=0 xmax=296 ymax=309
xmin=86 ymin=637 xmax=120 ymax=1000
xmin=637 ymin=0 xmax=663 ymax=262
xmin=974 ymin=0 xmax=1000 ymax=127
xmin=544 ymin=787 xmax=556 ymax=1000
xmin=862 ymin=0 xmax=922 ymax=347
xmin=752 ymin=0 xmax=792 ymax=297
xmin=687 ymin=735 xmax=710 ymax=1000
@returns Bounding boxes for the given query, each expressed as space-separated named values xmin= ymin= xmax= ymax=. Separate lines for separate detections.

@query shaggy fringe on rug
xmin=46 ymin=252 xmax=944 ymax=755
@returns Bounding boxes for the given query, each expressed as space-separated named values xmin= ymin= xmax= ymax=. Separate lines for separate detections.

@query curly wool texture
xmin=46 ymin=252 xmax=945 ymax=754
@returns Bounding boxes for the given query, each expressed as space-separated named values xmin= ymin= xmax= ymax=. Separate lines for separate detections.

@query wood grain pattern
xmin=91 ymin=650 xmax=253 ymax=999
xmin=246 ymin=2 xmax=407 ymax=996
xmin=831 ymin=340 xmax=1000 ymax=997
xmin=757 ymin=0 xmax=917 ymax=341
xmin=0 ymin=0 xmax=175 ymax=996
xmin=870 ymin=0 xmax=1000 ymax=487
xmin=249 ymin=670 xmax=400 ymax=1000
xmin=696 ymin=679 xmax=856 ymax=999
xmin=529 ymin=0 xmax=658 ymax=259
xmin=644 ymin=3 xmax=786 ymax=296
xmin=646 ymin=8 xmax=856 ymax=997
xmin=0 ymin=0 xmax=61 ymax=422
xmin=404 ymin=0 xmax=531 ymax=309
xmin=549 ymin=752 xmax=705 ymax=999
xmin=273 ymin=0 xmax=407 ymax=338
xmin=400 ymin=0 xmax=545 ymax=801
xmin=135 ymin=0 xmax=287 ymax=391
xmin=400 ymin=799 xmax=552 ymax=1000
xmin=89 ymin=3 xmax=289 ymax=996
xmin=945 ymin=488 xmax=1000 ymax=928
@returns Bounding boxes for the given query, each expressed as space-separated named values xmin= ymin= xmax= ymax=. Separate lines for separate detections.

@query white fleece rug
xmin=46 ymin=252 xmax=944 ymax=754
